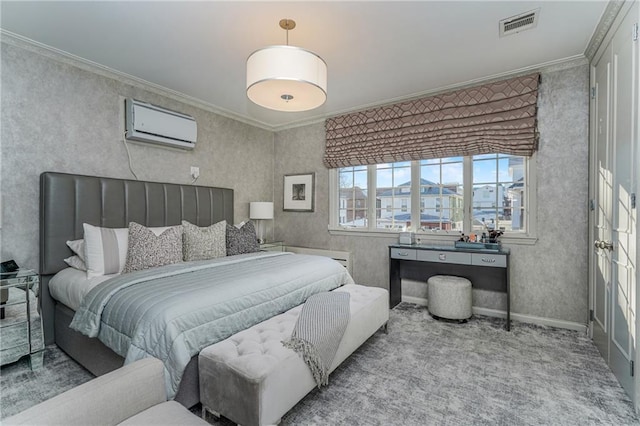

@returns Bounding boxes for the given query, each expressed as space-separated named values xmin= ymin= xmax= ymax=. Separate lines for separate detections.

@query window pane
xmin=421 ymin=156 xmax=463 ymax=165
xmin=473 ymin=153 xmax=497 ymax=160
xmin=473 ymin=154 xmax=526 ymax=234
xmin=338 ymin=166 xmax=368 ymax=228
xmin=473 ymin=158 xmax=497 ymax=183
xmin=376 ymin=162 xmax=411 ymax=230
xmin=420 ymin=159 xmax=463 ymax=231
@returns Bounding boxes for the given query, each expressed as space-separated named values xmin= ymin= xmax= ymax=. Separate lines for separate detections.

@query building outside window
xmin=376 ymin=162 xmax=411 ymax=229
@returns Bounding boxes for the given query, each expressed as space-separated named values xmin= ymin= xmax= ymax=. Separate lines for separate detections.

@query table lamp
xmin=249 ymin=202 xmax=274 ymax=244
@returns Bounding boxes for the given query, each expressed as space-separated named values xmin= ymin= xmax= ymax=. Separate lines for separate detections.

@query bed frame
xmin=39 ymin=171 xmax=234 ymax=408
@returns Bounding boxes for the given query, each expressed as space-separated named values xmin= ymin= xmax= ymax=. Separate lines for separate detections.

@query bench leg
xmin=202 ymin=406 xmax=220 ymax=421
xmin=381 ymin=321 xmax=389 ymax=334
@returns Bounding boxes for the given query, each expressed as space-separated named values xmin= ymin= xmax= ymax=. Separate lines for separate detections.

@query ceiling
xmin=1 ymin=1 xmax=607 ymax=131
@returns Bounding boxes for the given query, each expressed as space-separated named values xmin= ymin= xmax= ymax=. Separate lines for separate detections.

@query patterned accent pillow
xmin=123 ymin=222 xmax=183 ymax=273
xmin=182 ymin=220 xmax=227 ymax=261
xmin=226 ymin=221 xmax=260 ymax=256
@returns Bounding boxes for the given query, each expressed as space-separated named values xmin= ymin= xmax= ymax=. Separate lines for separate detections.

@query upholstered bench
xmin=427 ymin=275 xmax=472 ymax=321
xmin=199 ymin=284 xmax=389 ymax=426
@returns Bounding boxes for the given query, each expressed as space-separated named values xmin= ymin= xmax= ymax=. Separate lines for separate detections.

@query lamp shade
xmin=246 ymin=45 xmax=327 ymax=112
xmin=249 ymin=202 xmax=274 ymax=220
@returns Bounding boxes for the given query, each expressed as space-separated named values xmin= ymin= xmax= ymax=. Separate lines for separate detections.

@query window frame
xmin=329 ymin=154 xmax=538 ymax=245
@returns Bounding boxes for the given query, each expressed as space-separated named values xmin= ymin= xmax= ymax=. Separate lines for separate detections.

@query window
xmin=330 ymin=154 xmax=534 ymax=239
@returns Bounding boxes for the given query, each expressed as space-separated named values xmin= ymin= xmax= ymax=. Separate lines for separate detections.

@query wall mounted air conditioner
xmin=125 ymin=98 xmax=197 ymax=150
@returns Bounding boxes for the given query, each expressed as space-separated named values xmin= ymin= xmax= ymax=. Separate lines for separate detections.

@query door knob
xmin=594 ymin=240 xmax=614 ymax=251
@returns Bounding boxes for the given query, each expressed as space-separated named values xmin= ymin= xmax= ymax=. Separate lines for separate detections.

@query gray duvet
xmin=70 ymin=251 xmax=354 ymax=397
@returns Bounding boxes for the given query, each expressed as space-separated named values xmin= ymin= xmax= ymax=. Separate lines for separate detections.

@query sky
xmin=341 ymin=154 xmax=523 ymax=191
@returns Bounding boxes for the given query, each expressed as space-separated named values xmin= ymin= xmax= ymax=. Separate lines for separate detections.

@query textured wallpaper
xmin=0 ymin=39 xmax=590 ymax=325
xmin=273 ymin=64 xmax=590 ymax=324
xmin=0 ymin=42 xmax=274 ymax=269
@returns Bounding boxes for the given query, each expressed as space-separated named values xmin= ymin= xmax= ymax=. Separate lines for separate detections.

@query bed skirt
xmin=54 ymin=302 xmax=200 ymax=408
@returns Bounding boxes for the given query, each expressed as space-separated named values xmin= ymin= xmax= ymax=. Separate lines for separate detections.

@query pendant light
xmin=246 ymin=19 xmax=327 ymax=112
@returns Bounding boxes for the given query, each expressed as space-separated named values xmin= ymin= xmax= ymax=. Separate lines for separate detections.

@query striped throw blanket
xmin=283 ymin=291 xmax=351 ymax=387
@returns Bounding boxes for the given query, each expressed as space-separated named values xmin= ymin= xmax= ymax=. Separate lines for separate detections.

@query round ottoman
xmin=427 ymin=275 xmax=472 ymax=321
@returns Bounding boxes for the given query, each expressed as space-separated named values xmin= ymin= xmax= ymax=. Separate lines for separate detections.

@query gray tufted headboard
xmin=39 ymin=171 xmax=234 ymax=343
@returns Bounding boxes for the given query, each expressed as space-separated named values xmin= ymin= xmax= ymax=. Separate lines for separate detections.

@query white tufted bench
xmin=199 ymin=284 xmax=389 ymax=426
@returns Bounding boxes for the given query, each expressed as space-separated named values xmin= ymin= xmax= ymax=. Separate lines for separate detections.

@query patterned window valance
xmin=324 ymin=73 xmax=540 ymax=168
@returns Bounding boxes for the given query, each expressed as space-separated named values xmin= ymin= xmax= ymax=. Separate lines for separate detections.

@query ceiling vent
xmin=499 ymin=9 xmax=539 ymax=37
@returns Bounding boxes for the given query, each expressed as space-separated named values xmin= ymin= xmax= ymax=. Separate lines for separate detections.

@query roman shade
xmin=324 ymin=73 xmax=540 ymax=168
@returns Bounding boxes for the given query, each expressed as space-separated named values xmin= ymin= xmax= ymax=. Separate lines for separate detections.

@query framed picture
xmin=283 ymin=173 xmax=315 ymax=212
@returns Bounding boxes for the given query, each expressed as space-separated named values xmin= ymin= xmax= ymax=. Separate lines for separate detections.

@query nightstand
xmin=0 ymin=269 xmax=44 ymax=369
xmin=260 ymin=241 xmax=285 ymax=252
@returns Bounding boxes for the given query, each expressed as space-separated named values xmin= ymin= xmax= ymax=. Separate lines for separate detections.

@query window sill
xmin=327 ymin=227 xmax=537 ymax=245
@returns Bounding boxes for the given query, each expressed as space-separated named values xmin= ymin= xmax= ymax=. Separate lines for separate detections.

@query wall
xmin=0 ymin=41 xmax=274 ymax=269
xmin=274 ymin=64 xmax=590 ymax=325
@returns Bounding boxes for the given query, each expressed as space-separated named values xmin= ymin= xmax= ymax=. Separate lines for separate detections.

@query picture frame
xmin=283 ymin=173 xmax=315 ymax=212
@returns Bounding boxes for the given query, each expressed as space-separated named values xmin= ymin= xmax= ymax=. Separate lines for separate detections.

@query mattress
xmin=49 ymin=268 xmax=115 ymax=311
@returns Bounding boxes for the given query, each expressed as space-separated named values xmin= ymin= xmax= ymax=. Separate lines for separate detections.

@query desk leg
xmin=506 ymin=268 xmax=511 ymax=331
xmin=389 ymin=258 xmax=402 ymax=308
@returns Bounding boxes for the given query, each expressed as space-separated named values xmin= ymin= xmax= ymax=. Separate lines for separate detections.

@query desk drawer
xmin=390 ymin=248 xmax=417 ymax=260
xmin=417 ymin=250 xmax=471 ymax=265
xmin=471 ymin=253 xmax=507 ymax=268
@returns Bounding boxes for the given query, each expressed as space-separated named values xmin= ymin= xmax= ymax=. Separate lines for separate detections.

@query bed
xmin=39 ymin=172 xmax=352 ymax=408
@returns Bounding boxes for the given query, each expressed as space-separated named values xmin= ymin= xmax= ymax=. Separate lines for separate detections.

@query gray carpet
xmin=1 ymin=303 xmax=638 ymax=425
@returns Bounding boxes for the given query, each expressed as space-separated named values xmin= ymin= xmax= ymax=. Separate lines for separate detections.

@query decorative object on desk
xmin=398 ymin=232 xmax=415 ymax=245
xmin=454 ymin=241 xmax=501 ymax=251
xmin=456 ymin=230 xmax=503 ymax=250
xmin=249 ymin=201 xmax=274 ymax=244
xmin=284 ymin=173 xmax=315 ymax=212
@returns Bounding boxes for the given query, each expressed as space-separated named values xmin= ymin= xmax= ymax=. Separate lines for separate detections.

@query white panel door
xmin=590 ymin=2 xmax=638 ymax=402
xmin=592 ymin=47 xmax=612 ymax=363
xmin=609 ymin=4 xmax=637 ymax=399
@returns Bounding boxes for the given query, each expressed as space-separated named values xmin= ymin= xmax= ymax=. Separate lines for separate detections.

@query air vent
xmin=499 ymin=9 xmax=540 ymax=37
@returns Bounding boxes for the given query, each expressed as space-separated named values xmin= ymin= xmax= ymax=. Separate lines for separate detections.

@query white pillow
xmin=83 ymin=223 xmax=176 ymax=278
xmin=64 ymin=255 xmax=87 ymax=271
xmin=66 ymin=239 xmax=86 ymax=262
xmin=83 ymin=224 xmax=130 ymax=278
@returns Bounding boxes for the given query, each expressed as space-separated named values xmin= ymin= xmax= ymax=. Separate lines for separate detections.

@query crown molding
xmin=300 ymin=55 xmax=588 ymax=126
xmin=1 ymin=29 xmax=590 ymax=134
xmin=0 ymin=30 xmax=275 ymax=131
xmin=584 ymin=0 xmax=625 ymax=61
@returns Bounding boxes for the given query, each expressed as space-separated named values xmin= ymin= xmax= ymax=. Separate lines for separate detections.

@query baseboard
xmin=402 ymin=296 xmax=428 ymax=306
xmin=401 ymin=296 xmax=588 ymax=333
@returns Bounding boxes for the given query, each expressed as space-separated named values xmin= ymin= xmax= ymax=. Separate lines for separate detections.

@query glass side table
xmin=0 ymin=269 xmax=44 ymax=369
xmin=260 ymin=241 xmax=285 ymax=252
